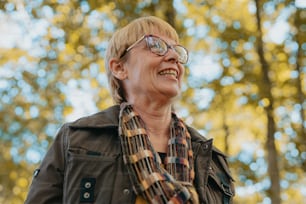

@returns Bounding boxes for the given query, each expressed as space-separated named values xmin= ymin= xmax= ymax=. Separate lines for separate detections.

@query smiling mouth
xmin=158 ymin=69 xmax=178 ymax=79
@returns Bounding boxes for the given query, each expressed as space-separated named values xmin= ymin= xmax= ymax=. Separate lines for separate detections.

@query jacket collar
xmin=68 ymin=105 xmax=120 ymax=129
xmin=187 ymin=126 xmax=228 ymax=157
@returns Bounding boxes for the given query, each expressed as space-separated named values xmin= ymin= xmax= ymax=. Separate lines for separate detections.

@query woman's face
xmin=121 ymin=33 xmax=185 ymax=103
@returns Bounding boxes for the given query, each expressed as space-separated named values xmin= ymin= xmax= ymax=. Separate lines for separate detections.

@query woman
xmin=25 ymin=16 xmax=234 ymax=204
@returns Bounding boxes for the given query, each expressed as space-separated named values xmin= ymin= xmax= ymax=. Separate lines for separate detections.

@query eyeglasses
xmin=120 ymin=34 xmax=189 ymax=64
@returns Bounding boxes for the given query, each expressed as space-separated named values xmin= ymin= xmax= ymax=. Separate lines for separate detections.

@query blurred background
xmin=0 ymin=0 xmax=305 ymax=203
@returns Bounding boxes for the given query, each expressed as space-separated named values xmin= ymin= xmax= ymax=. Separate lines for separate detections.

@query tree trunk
xmin=160 ymin=0 xmax=176 ymax=28
xmin=221 ymin=95 xmax=230 ymax=154
xmin=293 ymin=8 xmax=306 ymax=170
xmin=254 ymin=0 xmax=281 ymax=203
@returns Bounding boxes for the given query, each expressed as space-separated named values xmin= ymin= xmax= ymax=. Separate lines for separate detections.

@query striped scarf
xmin=119 ymin=103 xmax=199 ymax=203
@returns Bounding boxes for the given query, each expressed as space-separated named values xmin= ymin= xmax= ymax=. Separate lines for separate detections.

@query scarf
xmin=119 ymin=103 xmax=199 ymax=203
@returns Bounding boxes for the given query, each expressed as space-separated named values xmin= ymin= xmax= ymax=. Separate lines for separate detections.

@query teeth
xmin=159 ymin=69 xmax=177 ymax=77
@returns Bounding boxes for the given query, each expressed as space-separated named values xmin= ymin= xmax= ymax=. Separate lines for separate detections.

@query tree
xmin=1 ymin=0 xmax=305 ymax=203
xmin=292 ymin=4 xmax=306 ymax=170
xmin=254 ymin=0 xmax=280 ymax=203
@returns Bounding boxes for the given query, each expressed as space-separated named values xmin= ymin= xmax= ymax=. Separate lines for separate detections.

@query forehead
xmin=142 ymin=26 xmax=179 ymax=43
xmin=149 ymin=33 xmax=177 ymax=45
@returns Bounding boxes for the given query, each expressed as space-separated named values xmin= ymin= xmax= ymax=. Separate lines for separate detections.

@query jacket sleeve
xmin=24 ymin=124 xmax=68 ymax=204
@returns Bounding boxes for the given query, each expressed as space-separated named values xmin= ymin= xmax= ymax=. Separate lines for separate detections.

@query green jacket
xmin=25 ymin=105 xmax=234 ymax=204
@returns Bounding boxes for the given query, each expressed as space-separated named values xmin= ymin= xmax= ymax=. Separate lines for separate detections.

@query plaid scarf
xmin=119 ymin=103 xmax=199 ymax=203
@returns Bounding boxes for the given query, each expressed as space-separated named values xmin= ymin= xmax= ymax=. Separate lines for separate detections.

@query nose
xmin=164 ymin=46 xmax=179 ymax=63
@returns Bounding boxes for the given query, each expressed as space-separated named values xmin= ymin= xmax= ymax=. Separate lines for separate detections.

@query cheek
xmin=124 ymin=58 xmax=142 ymax=79
xmin=179 ymin=65 xmax=185 ymax=79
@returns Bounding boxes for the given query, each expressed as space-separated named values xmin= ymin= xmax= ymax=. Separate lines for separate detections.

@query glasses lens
xmin=146 ymin=35 xmax=188 ymax=64
xmin=146 ymin=36 xmax=168 ymax=55
xmin=174 ymin=46 xmax=188 ymax=64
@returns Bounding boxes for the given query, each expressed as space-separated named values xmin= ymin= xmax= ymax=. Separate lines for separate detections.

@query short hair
xmin=105 ymin=16 xmax=179 ymax=104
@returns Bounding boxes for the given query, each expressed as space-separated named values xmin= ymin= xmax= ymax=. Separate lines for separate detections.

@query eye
xmin=147 ymin=37 xmax=167 ymax=55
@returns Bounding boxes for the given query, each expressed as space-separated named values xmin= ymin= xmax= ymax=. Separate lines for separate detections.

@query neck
xmin=133 ymin=103 xmax=172 ymax=139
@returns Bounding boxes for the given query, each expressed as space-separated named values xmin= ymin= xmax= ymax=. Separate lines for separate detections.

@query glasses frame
xmin=120 ymin=34 xmax=188 ymax=64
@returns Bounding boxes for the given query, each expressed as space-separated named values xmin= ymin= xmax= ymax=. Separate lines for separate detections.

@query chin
xmin=165 ymin=90 xmax=181 ymax=99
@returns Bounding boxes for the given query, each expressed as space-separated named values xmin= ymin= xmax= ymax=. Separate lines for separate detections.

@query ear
xmin=109 ymin=58 xmax=128 ymax=80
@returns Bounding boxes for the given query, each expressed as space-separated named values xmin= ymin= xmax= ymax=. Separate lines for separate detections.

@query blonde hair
xmin=105 ymin=16 xmax=179 ymax=104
